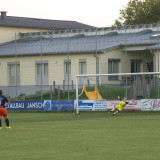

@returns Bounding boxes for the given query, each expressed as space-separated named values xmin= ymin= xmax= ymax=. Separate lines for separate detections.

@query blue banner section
xmin=7 ymin=100 xmax=74 ymax=111
xmin=76 ymin=100 xmax=107 ymax=111
xmin=44 ymin=100 xmax=74 ymax=111
xmin=6 ymin=100 xmax=106 ymax=111
xmin=7 ymin=101 xmax=44 ymax=111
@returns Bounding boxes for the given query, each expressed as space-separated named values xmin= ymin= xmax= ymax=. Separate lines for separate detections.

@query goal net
xmin=75 ymin=72 xmax=160 ymax=114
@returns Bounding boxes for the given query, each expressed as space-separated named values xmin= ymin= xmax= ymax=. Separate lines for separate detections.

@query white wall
xmin=0 ymin=26 xmax=51 ymax=44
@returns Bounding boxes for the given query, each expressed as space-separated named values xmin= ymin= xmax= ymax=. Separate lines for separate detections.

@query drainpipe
xmin=94 ymin=28 xmax=99 ymax=86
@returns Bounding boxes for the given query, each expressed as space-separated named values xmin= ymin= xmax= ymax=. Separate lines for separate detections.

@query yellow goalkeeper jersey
xmin=115 ymin=100 xmax=127 ymax=111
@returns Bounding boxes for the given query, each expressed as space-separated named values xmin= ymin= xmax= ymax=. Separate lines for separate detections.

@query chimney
xmin=1 ymin=11 xmax=7 ymax=19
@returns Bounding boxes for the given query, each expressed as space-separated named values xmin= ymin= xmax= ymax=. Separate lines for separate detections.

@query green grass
xmin=15 ymin=86 xmax=126 ymax=101
xmin=1 ymin=111 xmax=160 ymax=160
xmin=150 ymin=89 xmax=160 ymax=99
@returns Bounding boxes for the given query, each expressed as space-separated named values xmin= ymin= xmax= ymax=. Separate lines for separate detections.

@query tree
xmin=113 ymin=0 xmax=160 ymax=26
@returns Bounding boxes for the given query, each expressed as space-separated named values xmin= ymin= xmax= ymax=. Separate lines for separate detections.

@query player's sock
xmin=113 ymin=111 xmax=118 ymax=116
xmin=0 ymin=119 xmax=1 ymax=127
xmin=5 ymin=119 xmax=9 ymax=127
xmin=111 ymin=108 xmax=115 ymax=112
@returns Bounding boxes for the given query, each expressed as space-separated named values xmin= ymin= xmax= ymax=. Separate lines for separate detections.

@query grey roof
xmin=0 ymin=30 xmax=160 ymax=56
xmin=146 ymin=33 xmax=160 ymax=50
xmin=0 ymin=15 xmax=93 ymax=30
xmin=146 ymin=44 xmax=160 ymax=50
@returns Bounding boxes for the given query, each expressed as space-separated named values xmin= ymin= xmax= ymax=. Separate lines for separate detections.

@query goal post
xmin=75 ymin=72 xmax=160 ymax=114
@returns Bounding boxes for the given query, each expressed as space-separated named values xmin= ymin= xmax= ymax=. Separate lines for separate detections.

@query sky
xmin=1 ymin=0 xmax=130 ymax=27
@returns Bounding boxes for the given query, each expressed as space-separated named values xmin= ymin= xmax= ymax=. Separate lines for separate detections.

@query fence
xmin=0 ymin=23 xmax=160 ymax=100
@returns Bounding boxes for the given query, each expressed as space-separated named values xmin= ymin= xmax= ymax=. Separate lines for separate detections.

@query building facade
xmin=0 ymin=11 xmax=93 ymax=44
xmin=0 ymin=12 xmax=160 ymax=97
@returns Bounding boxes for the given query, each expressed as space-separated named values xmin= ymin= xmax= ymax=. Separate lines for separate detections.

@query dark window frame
xmin=108 ymin=59 xmax=120 ymax=80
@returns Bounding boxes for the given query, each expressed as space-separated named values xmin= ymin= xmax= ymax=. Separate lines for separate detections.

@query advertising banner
xmin=74 ymin=100 xmax=107 ymax=111
xmin=141 ymin=99 xmax=160 ymax=111
xmin=6 ymin=99 xmax=145 ymax=111
xmin=107 ymin=99 xmax=141 ymax=110
xmin=44 ymin=100 xmax=74 ymax=111
xmin=7 ymin=101 xmax=44 ymax=111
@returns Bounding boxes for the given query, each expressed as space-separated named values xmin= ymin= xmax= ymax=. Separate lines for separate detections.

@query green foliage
xmin=150 ymin=89 xmax=160 ymax=99
xmin=1 ymin=111 xmax=160 ymax=160
xmin=97 ymin=86 xmax=126 ymax=99
xmin=14 ymin=86 xmax=158 ymax=101
xmin=113 ymin=0 xmax=160 ymax=26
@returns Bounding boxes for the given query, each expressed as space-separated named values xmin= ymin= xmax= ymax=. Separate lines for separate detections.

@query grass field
xmin=0 ymin=111 xmax=160 ymax=160
xmin=15 ymin=86 xmax=126 ymax=101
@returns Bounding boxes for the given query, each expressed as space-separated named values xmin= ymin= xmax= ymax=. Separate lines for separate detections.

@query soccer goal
xmin=75 ymin=72 xmax=160 ymax=114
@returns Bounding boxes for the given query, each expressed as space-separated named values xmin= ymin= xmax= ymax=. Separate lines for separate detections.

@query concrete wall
xmin=0 ymin=26 xmax=51 ymax=44
xmin=0 ymin=49 xmax=154 ymax=97
xmin=98 ymin=48 xmax=153 ymax=85
xmin=0 ymin=49 xmax=153 ymax=86
xmin=0 ymin=53 xmax=96 ymax=86
xmin=153 ymin=50 xmax=160 ymax=72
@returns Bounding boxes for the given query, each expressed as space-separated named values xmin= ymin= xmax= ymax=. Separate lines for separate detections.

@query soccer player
xmin=0 ymin=90 xmax=11 ymax=129
xmin=109 ymin=96 xmax=132 ymax=116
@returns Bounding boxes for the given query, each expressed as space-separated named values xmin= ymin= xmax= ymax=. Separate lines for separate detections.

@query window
xmin=37 ymin=63 xmax=48 ymax=75
xmin=147 ymin=62 xmax=153 ymax=72
xmin=8 ymin=62 xmax=20 ymax=86
xmin=36 ymin=61 xmax=48 ymax=85
xmin=108 ymin=59 xmax=120 ymax=80
xmin=80 ymin=61 xmax=86 ymax=74
xmin=131 ymin=60 xmax=142 ymax=73
xmin=79 ymin=59 xmax=86 ymax=84
xmin=64 ymin=60 xmax=71 ymax=85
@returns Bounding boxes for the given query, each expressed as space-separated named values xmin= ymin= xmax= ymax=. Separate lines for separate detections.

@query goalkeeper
xmin=110 ymin=96 xmax=132 ymax=116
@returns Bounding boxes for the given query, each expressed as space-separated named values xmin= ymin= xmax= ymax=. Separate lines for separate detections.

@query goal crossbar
xmin=76 ymin=72 xmax=160 ymax=77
